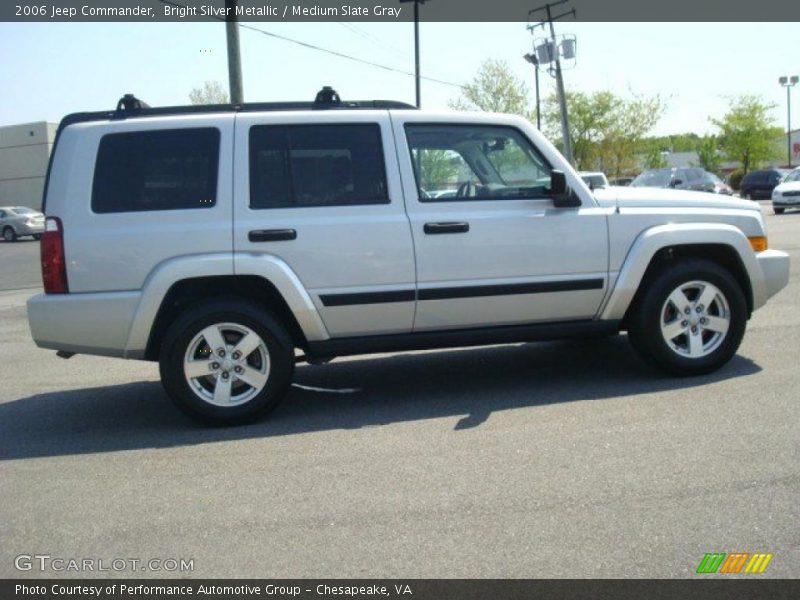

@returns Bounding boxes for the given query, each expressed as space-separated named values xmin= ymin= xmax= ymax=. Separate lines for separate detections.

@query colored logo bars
xmin=696 ymin=552 xmax=773 ymax=574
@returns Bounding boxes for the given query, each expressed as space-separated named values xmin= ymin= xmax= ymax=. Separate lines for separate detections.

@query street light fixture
xmin=523 ymin=53 xmax=542 ymax=130
xmin=779 ymin=75 xmax=798 ymax=168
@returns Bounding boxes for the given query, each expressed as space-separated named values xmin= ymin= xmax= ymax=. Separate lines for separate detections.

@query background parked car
xmin=630 ymin=167 xmax=733 ymax=195
xmin=579 ymin=171 xmax=609 ymax=190
xmin=740 ymin=169 xmax=791 ymax=200
xmin=610 ymin=177 xmax=634 ymax=186
xmin=0 ymin=206 xmax=45 ymax=242
xmin=771 ymin=167 xmax=800 ymax=214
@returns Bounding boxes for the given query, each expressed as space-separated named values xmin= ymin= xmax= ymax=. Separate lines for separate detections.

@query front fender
xmin=599 ymin=223 xmax=764 ymax=321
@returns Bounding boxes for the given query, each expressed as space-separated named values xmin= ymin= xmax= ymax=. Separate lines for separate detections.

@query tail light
xmin=41 ymin=217 xmax=68 ymax=293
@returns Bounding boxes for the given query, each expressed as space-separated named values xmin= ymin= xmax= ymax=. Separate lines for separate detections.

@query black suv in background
xmin=631 ymin=167 xmax=733 ymax=195
xmin=740 ymin=169 xmax=790 ymax=200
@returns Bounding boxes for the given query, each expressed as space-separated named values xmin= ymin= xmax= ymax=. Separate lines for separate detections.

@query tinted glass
xmin=249 ymin=124 xmax=388 ymax=209
xmin=92 ymin=128 xmax=219 ymax=213
xmin=406 ymin=125 xmax=552 ymax=201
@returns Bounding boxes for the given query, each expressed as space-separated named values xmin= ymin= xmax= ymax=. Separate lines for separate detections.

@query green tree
xmin=711 ymin=95 xmax=782 ymax=174
xmin=189 ymin=81 xmax=229 ymax=105
xmin=696 ymin=136 xmax=721 ymax=173
xmin=643 ymin=146 xmax=668 ymax=169
xmin=449 ymin=59 xmax=531 ymax=117
xmin=543 ymin=90 xmax=664 ymax=173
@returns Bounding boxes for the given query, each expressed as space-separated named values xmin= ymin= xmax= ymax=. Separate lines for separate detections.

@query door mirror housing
xmin=549 ymin=170 xmax=580 ymax=207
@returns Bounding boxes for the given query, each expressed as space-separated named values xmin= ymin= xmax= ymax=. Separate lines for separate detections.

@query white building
xmin=0 ymin=121 xmax=58 ymax=210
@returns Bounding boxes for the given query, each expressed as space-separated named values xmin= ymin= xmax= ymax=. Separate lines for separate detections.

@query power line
xmin=159 ymin=0 xmax=463 ymax=89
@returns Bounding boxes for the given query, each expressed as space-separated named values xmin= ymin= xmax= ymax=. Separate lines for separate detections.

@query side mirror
xmin=549 ymin=170 xmax=580 ymax=207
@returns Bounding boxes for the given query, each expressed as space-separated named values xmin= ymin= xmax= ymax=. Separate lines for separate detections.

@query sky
xmin=0 ymin=21 xmax=798 ymax=136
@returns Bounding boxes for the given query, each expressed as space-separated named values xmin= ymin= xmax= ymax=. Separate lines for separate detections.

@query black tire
xmin=2 ymin=227 xmax=17 ymax=242
xmin=32 ymin=234 xmax=41 ymax=240
xmin=774 ymin=207 xmax=785 ymax=215
xmin=743 ymin=192 xmax=752 ymax=200
xmin=627 ymin=260 xmax=747 ymax=376
xmin=159 ymin=298 xmax=295 ymax=425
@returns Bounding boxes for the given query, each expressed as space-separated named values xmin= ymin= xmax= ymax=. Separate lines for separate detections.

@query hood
xmin=774 ymin=180 xmax=800 ymax=194
xmin=593 ymin=186 xmax=760 ymax=211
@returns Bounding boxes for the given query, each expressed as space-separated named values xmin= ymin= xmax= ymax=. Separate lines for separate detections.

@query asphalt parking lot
xmin=1 ymin=206 xmax=798 ymax=579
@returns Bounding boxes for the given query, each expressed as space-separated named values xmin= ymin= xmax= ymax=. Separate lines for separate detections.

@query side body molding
xmin=124 ymin=253 xmax=329 ymax=358
xmin=599 ymin=222 xmax=765 ymax=321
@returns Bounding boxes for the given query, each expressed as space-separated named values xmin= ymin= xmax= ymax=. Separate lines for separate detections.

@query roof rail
xmin=59 ymin=87 xmax=416 ymax=130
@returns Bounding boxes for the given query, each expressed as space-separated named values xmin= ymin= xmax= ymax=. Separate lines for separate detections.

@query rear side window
xmin=249 ymin=124 xmax=388 ymax=209
xmin=92 ymin=128 xmax=220 ymax=213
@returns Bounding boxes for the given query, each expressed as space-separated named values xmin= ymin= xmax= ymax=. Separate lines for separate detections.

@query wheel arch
xmin=124 ymin=253 xmax=329 ymax=359
xmin=601 ymin=223 xmax=764 ymax=324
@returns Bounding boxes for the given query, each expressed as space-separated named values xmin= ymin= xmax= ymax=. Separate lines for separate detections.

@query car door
xmin=391 ymin=113 xmax=610 ymax=332
xmin=233 ymin=111 xmax=416 ymax=338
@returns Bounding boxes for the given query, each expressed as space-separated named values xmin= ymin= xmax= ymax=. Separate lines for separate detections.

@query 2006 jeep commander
xmin=28 ymin=89 xmax=790 ymax=425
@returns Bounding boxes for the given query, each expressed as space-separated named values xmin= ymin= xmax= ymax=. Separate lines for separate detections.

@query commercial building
xmin=0 ymin=121 xmax=57 ymax=210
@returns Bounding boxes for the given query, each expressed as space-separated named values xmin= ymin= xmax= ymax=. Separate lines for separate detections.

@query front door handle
xmin=248 ymin=229 xmax=297 ymax=242
xmin=423 ymin=222 xmax=470 ymax=235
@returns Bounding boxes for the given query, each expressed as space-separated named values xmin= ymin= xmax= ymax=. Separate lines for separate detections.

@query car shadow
xmin=0 ymin=336 xmax=761 ymax=460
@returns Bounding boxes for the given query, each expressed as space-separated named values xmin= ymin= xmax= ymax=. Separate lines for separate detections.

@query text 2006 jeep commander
xmin=28 ymin=90 xmax=790 ymax=424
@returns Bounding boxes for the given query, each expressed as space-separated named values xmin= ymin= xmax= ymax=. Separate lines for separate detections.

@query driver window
xmin=406 ymin=124 xmax=552 ymax=202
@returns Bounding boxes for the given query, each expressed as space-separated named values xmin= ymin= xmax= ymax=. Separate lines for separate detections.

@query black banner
xmin=4 ymin=580 xmax=800 ymax=600
xmin=3 ymin=0 xmax=800 ymax=22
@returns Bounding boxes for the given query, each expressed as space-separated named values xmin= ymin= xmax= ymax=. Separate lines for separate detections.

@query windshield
xmin=783 ymin=169 xmax=800 ymax=183
xmin=631 ymin=169 xmax=673 ymax=188
xmin=12 ymin=207 xmax=36 ymax=215
xmin=704 ymin=173 xmax=725 ymax=185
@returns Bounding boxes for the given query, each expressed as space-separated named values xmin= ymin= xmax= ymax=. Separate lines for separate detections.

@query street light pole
xmin=523 ymin=53 xmax=541 ymax=130
xmin=225 ymin=0 xmax=244 ymax=104
xmin=779 ymin=75 xmax=798 ymax=168
xmin=400 ymin=0 xmax=426 ymax=108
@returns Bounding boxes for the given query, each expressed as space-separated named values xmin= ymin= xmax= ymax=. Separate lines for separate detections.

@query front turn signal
xmin=749 ymin=236 xmax=768 ymax=252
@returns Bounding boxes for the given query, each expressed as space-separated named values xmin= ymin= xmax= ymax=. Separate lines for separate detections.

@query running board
xmin=306 ymin=319 xmax=620 ymax=360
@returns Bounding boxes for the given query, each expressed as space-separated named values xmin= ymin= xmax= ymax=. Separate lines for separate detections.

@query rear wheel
xmin=627 ymin=260 xmax=747 ymax=376
xmin=2 ymin=227 xmax=17 ymax=242
xmin=159 ymin=299 xmax=294 ymax=425
xmin=32 ymin=233 xmax=41 ymax=240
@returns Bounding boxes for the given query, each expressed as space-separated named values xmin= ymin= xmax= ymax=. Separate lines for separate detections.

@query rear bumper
xmin=27 ymin=291 xmax=141 ymax=358
xmin=756 ymin=249 xmax=790 ymax=303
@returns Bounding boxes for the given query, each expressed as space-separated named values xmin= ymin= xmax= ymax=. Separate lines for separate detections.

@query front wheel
xmin=774 ymin=207 xmax=785 ymax=215
xmin=627 ymin=260 xmax=747 ymax=376
xmin=159 ymin=299 xmax=295 ymax=425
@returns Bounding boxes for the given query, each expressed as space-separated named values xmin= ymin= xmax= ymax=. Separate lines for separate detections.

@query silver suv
xmin=27 ymin=90 xmax=790 ymax=424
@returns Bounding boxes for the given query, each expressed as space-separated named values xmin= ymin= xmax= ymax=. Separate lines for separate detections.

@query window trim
xmin=248 ymin=122 xmax=390 ymax=210
xmin=90 ymin=127 xmax=221 ymax=215
xmin=404 ymin=122 xmax=555 ymax=204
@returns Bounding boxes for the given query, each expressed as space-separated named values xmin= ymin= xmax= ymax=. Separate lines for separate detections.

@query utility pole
xmin=779 ymin=75 xmax=798 ymax=167
xmin=523 ymin=53 xmax=541 ymax=130
xmin=400 ymin=0 xmax=426 ymax=107
xmin=528 ymin=1 xmax=576 ymax=164
xmin=225 ymin=0 xmax=244 ymax=104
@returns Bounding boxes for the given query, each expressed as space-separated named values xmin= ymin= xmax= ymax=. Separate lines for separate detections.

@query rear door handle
xmin=248 ymin=229 xmax=297 ymax=242
xmin=423 ymin=222 xmax=470 ymax=235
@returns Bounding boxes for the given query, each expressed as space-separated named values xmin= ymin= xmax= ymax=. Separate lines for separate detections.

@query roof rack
xmin=58 ymin=87 xmax=416 ymax=131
